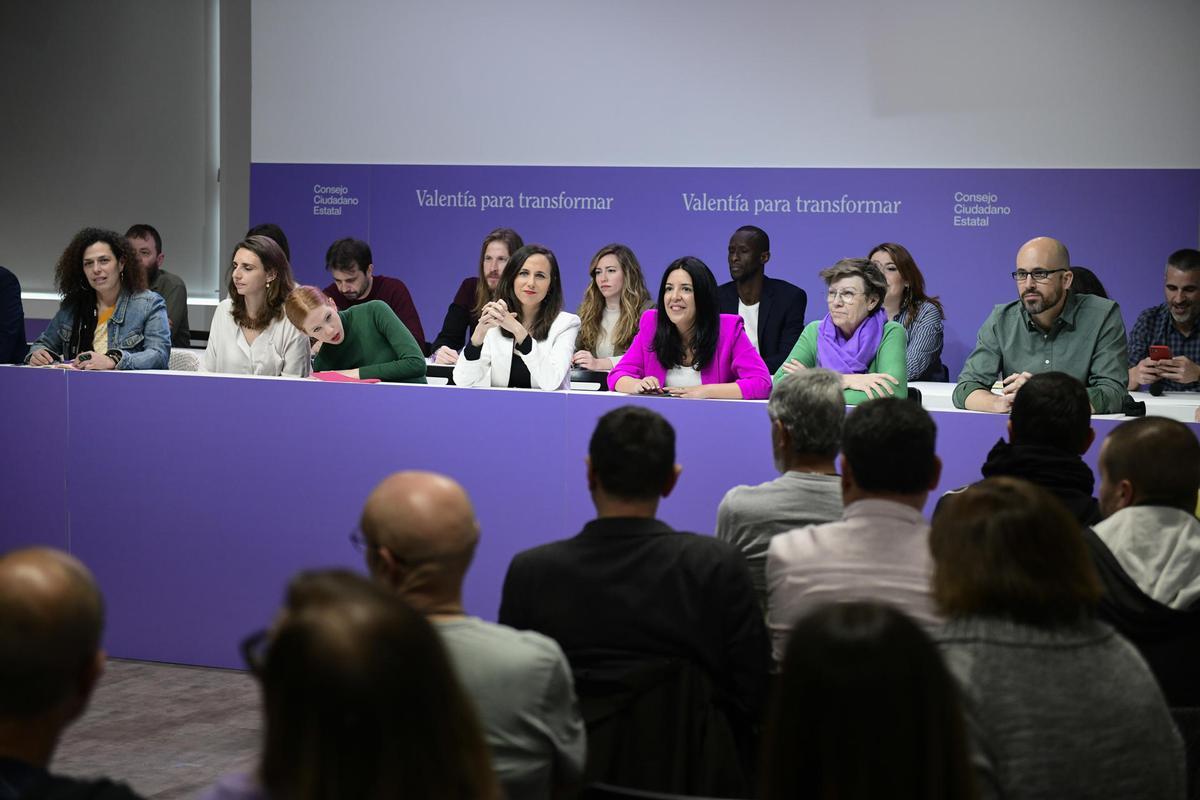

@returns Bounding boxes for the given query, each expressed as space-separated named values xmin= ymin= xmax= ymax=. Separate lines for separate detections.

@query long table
xmin=1 ymin=366 xmax=1196 ymax=668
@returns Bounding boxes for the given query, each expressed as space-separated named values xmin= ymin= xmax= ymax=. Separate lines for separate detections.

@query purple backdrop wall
xmin=4 ymin=366 xmax=1197 ymax=669
xmin=250 ymin=164 xmax=1200 ymax=372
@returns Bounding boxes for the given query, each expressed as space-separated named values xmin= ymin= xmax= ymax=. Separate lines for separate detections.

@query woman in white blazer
xmin=452 ymin=244 xmax=580 ymax=390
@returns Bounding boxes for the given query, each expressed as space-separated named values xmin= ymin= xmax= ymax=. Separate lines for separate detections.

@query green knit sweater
xmin=313 ymin=301 xmax=427 ymax=383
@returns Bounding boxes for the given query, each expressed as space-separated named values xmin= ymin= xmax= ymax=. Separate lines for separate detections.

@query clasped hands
xmin=471 ymin=299 xmax=527 ymax=345
xmin=780 ymin=359 xmax=900 ymax=399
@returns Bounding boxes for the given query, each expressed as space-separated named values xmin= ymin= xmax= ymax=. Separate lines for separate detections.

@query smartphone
xmin=1149 ymin=345 xmax=1172 ymax=361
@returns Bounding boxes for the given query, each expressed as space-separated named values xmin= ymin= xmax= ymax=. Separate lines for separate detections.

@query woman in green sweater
xmin=285 ymin=286 xmax=427 ymax=383
xmin=773 ymin=258 xmax=906 ymax=404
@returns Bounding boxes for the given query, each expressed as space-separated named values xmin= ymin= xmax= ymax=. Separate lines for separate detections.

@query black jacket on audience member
xmin=936 ymin=439 xmax=1102 ymax=526
xmin=1083 ymin=527 xmax=1200 ymax=707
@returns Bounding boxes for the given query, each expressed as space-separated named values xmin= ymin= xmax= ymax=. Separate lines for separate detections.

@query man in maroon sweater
xmin=323 ymin=237 xmax=428 ymax=353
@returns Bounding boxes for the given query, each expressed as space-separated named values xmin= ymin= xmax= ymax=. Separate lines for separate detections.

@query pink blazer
xmin=608 ymin=310 xmax=772 ymax=399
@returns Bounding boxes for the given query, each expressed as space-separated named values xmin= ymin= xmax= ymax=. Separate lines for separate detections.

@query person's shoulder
xmin=43 ymin=773 xmax=149 ymax=800
xmin=882 ymin=319 xmax=906 ymax=334
xmin=1133 ymin=302 xmax=1166 ymax=323
xmin=127 ymin=289 xmax=165 ymax=310
xmin=717 ymin=312 xmax=746 ymax=334
xmin=360 ymin=299 xmax=395 ymax=316
xmin=212 ymin=297 xmax=233 ymax=317
xmin=447 ymin=617 xmax=568 ymax=665
xmin=1073 ymin=292 xmax=1119 ymax=314
xmin=510 ymin=537 xmax=576 ymax=568
xmin=637 ymin=308 xmax=658 ymax=326
xmin=765 ymin=276 xmax=805 ymax=296
xmin=374 ymin=274 xmax=413 ymax=295
xmin=716 ymin=280 xmax=738 ymax=300
xmin=553 ymin=310 xmax=581 ymax=329
xmin=157 ymin=269 xmax=187 ymax=289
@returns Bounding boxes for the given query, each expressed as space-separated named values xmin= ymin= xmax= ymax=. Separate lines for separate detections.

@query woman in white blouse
xmin=203 ymin=235 xmax=311 ymax=377
xmin=452 ymin=244 xmax=580 ymax=390
xmin=571 ymin=243 xmax=652 ymax=372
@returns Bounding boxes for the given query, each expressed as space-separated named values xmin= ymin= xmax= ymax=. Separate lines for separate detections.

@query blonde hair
xmin=576 ymin=244 xmax=652 ymax=356
xmin=284 ymin=285 xmax=330 ymax=331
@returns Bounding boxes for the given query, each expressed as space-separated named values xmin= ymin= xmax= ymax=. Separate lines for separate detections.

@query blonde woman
xmin=572 ymin=243 xmax=652 ymax=371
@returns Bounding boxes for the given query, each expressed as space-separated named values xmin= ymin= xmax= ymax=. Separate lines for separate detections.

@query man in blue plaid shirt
xmin=1127 ymin=249 xmax=1200 ymax=392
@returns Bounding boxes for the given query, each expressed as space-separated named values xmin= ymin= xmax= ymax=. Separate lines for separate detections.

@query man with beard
xmin=1127 ymin=248 xmax=1200 ymax=392
xmin=953 ymin=236 xmax=1128 ymax=413
xmin=323 ymin=237 xmax=427 ymax=353
xmin=126 ymin=224 xmax=190 ymax=347
xmin=716 ymin=226 xmax=807 ymax=373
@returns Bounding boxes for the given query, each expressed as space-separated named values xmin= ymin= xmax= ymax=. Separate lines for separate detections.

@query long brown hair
xmin=472 ymin=228 xmax=524 ymax=318
xmin=868 ymin=242 xmax=945 ymax=326
xmin=576 ymin=243 xmax=652 ymax=356
xmin=229 ymin=235 xmax=295 ymax=331
xmin=495 ymin=244 xmax=563 ymax=341
xmin=258 ymin=570 xmax=499 ymax=800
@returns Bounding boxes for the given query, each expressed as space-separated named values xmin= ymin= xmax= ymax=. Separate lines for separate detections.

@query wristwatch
xmin=105 ymin=349 xmax=124 ymax=368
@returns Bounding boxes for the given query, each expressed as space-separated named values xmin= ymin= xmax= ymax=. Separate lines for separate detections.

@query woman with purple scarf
xmin=773 ymin=258 xmax=907 ymax=404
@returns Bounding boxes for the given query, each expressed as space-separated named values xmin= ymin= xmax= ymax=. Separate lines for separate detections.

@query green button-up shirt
xmin=952 ymin=292 xmax=1129 ymax=413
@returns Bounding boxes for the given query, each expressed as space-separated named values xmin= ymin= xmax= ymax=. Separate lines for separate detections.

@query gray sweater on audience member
xmin=715 ymin=471 xmax=843 ymax=605
xmin=936 ymin=616 xmax=1184 ymax=800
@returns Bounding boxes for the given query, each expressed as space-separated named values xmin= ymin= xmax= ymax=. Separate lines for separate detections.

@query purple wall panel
xmin=0 ymin=367 xmax=69 ymax=551
xmin=3 ymin=366 xmax=1196 ymax=668
xmin=251 ymin=164 xmax=1200 ymax=373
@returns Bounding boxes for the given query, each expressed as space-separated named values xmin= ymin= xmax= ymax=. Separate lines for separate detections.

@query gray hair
xmin=767 ymin=368 xmax=846 ymax=459
xmin=820 ymin=258 xmax=887 ymax=309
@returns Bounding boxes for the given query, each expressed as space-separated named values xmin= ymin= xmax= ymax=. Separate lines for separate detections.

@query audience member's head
xmin=249 ymin=569 xmax=497 ymax=800
xmin=767 ymin=368 xmax=845 ymax=472
xmin=727 ymin=225 xmax=770 ymax=282
xmin=125 ymin=224 xmax=164 ymax=283
xmin=761 ymin=601 xmax=977 ymax=800
xmin=840 ymin=398 xmax=940 ymax=502
xmin=1008 ymin=372 xmax=1094 ymax=454
xmin=1098 ymin=416 xmax=1200 ymax=517
xmin=359 ymin=472 xmax=480 ymax=613
xmin=323 ymin=238 xmax=374 ymax=301
xmin=587 ymin=406 xmax=679 ymax=506
xmin=0 ymin=548 xmax=105 ymax=766
xmin=1067 ymin=265 xmax=1108 ymax=298
xmin=245 ymin=223 xmax=290 ymax=261
xmin=228 ymin=235 xmax=296 ymax=330
xmin=55 ymin=227 xmax=146 ymax=309
xmin=931 ymin=477 xmax=1102 ymax=627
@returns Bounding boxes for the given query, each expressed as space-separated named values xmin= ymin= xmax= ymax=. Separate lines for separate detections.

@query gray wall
xmin=251 ymin=0 xmax=1200 ymax=168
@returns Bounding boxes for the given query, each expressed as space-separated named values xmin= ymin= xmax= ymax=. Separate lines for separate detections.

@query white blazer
xmin=453 ymin=311 xmax=580 ymax=390
xmin=202 ymin=298 xmax=312 ymax=377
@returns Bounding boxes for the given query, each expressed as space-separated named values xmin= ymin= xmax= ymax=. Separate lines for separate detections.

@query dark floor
xmin=52 ymin=659 xmax=261 ymax=799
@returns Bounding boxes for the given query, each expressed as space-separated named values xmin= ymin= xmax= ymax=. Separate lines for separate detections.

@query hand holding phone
xmin=1149 ymin=345 xmax=1172 ymax=361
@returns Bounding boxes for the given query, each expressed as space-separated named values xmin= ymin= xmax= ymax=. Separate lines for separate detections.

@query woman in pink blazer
xmin=609 ymin=256 xmax=771 ymax=399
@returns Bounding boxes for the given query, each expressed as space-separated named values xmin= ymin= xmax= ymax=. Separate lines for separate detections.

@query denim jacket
xmin=27 ymin=290 xmax=171 ymax=370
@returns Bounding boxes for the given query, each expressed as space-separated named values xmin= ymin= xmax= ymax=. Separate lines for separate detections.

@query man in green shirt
xmin=953 ymin=236 xmax=1128 ymax=414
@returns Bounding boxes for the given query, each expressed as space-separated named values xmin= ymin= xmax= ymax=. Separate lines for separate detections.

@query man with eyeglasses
xmin=357 ymin=471 xmax=585 ymax=800
xmin=953 ymin=236 xmax=1128 ymax=413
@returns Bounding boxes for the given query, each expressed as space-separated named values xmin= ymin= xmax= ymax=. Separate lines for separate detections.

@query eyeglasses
xmin=826 ymin=289 xmax=862 ymax=304
xmin=240 ymin=628 xmax=269 ymax=675
xmin=1011 ymin=268 xmax=1067 ymax=283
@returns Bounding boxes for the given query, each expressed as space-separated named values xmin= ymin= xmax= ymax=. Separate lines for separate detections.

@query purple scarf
xmin=817 ymin=308 xmax=886 ymax=373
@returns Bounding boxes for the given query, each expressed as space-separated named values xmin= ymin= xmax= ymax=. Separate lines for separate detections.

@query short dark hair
xmin=842 ymin=398 xmax=938 ymax=494
xmin=761 ymin=602 xmax=977 ymax=800
xmin=734 ymin=225 xmax=769 ymax=253
xmin=246 ymin=223 xmax=291 ymax=260
xmin=325 ymin=238 xmax=372 ymax=273
xmin=125 ymin=224 xmax=162 ymax=254
xmin=1101 ymin=417 xmax=1200 ymax=512
xmin=931 ymin=477 xmax=1102 ymax=626
xmin=259 ymin=570 xmax=498 ymax=800
xmin=1009 ymin=372 xmax=1091 ymax=453
xmin=589 ymin=406 xmax=676 ymax=500
xmin=1167 ymin=248 xmax=1200 ymax=273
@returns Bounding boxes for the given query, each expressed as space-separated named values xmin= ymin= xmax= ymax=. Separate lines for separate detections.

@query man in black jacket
xmin=717 ymin=226 xmax=807 ymax=373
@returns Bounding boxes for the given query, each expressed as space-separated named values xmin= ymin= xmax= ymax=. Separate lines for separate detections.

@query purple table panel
xmin=3 ymin=367 xmax=1196 ymax=668
xmin=0 ymin=367 xmax=69 ymax=551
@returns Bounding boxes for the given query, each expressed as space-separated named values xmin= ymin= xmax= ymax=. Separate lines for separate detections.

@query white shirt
xmin=202 ymin=298 xmax=312 ymax=377
xmin=594 ymin=307 xmax=624 ymax=367
xmin=664 ymin=365 xmax=702 ymax=387
xmin=453 ymin=312 xmax=581 ymax=390
xmin=738 ymin=300 xmax=760 ymax=351
xmin=1094 ymin=505 xmax=1200 ymax=609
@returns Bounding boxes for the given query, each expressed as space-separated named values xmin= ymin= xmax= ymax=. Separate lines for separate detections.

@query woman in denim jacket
xmin=26 ymin=228 xmax=170 ymax=370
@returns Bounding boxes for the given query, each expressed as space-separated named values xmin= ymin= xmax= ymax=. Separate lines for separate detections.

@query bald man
xmin=0 ymin=548 xmax=144 ymax=799
xmin=359 ymin=471 xmax=585 ymax=800
xmin=953 ymin=236 xmax=1129 ymax=414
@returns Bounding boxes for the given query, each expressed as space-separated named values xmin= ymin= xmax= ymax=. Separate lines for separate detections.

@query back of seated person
xmin=0 ymin=547 xmax=145 ymax=800
xmin=937 ymin=371 xmax=1100 ymax=525
xmin=761 ymin=602 xmax=977 ymax=800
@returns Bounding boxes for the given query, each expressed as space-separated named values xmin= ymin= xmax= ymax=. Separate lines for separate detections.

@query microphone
xmin=1149 ymin=381 xmax=1164 ymax=397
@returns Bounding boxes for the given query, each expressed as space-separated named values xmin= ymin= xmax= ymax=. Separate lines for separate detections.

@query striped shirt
xmin=894 ymin=299 xmax=946 ymax=381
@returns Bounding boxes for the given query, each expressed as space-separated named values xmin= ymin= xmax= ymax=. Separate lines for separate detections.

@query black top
xmin=0 ymin=267 xmax=26 ymax=364
xmin=499 ymin=517 xmax=770 ymax=722
xmin=430 ymin=277 xmax=479 ymax=354
xmin=716 ymin=276 xmax=807 ymax=373
xmin=0 ymin=758 xmax=145 ymax=800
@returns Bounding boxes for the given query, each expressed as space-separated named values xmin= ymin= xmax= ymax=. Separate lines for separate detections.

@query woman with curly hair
xmin=571 ymin=243 xmax=652 ymax=371
xmin=27 ymin=227 xmax=170 ymax=370
xmin=202 ymin=235 xmax=310 ymax=376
